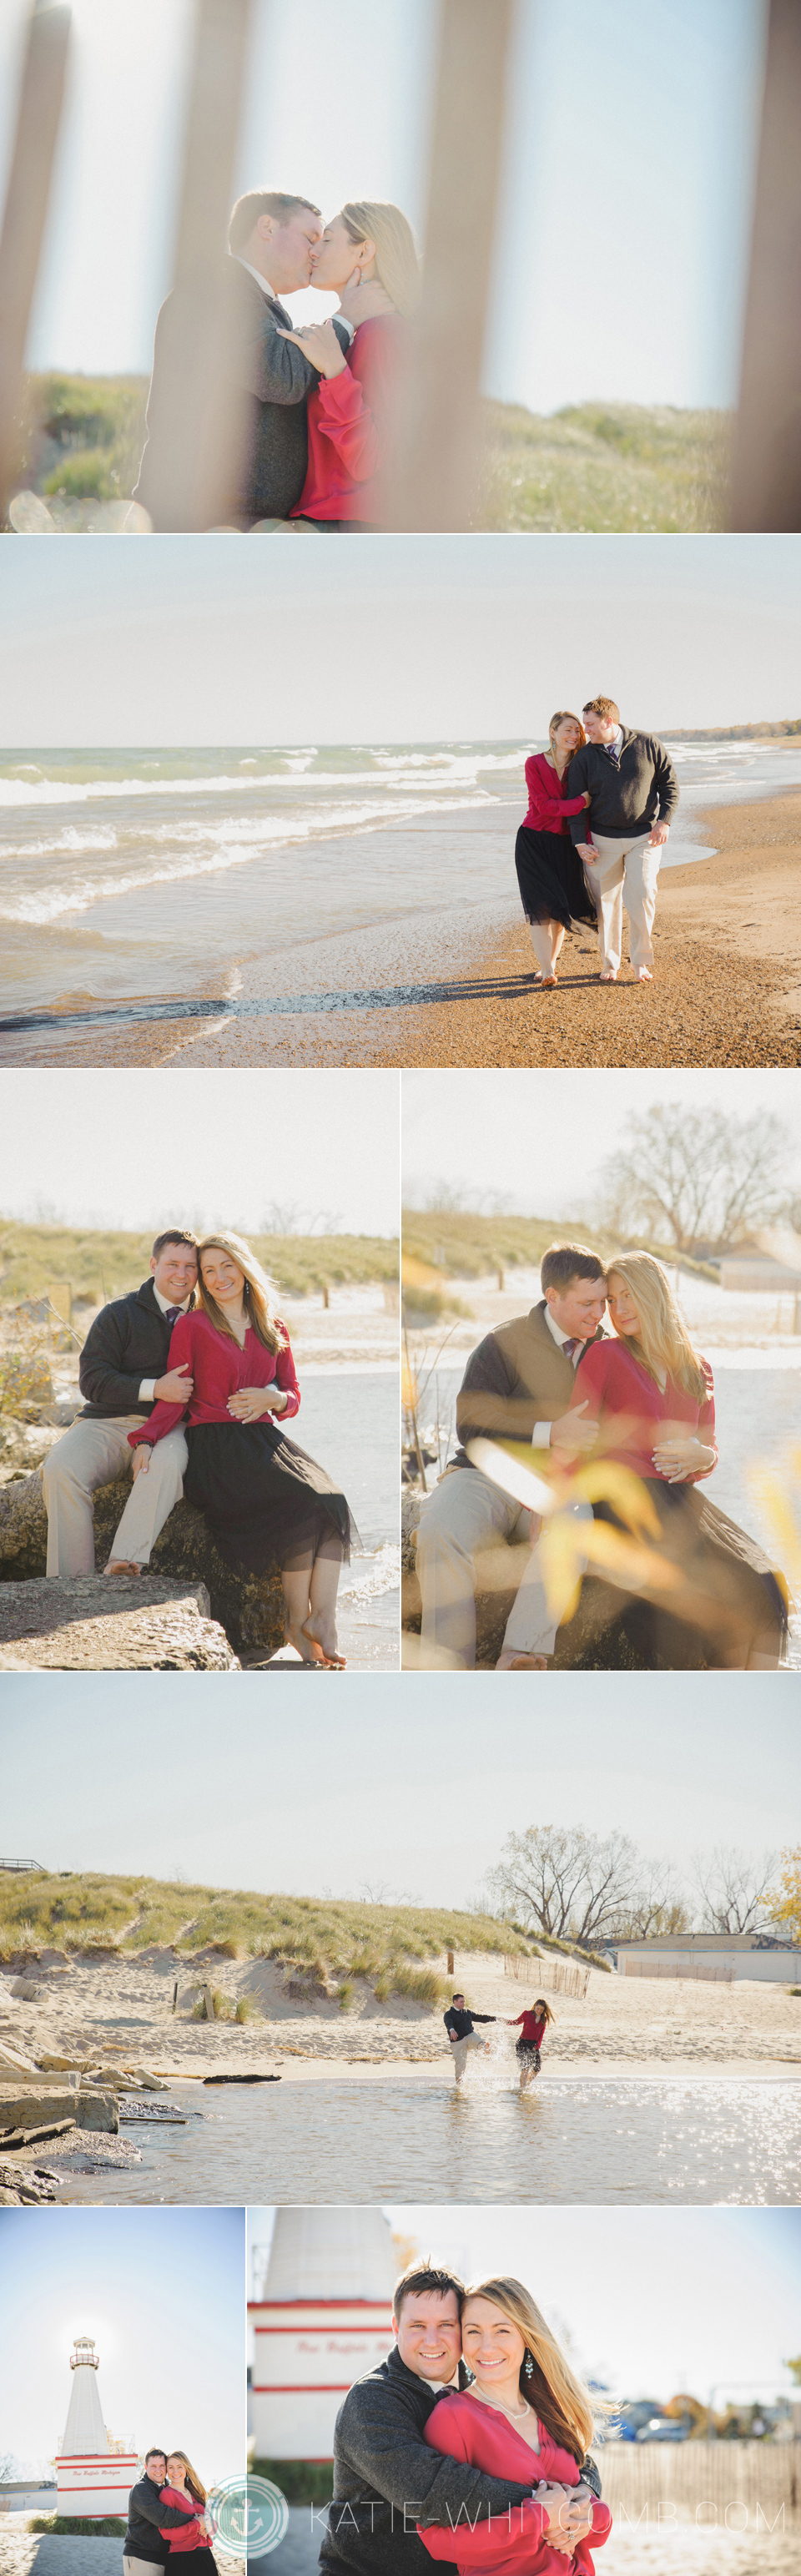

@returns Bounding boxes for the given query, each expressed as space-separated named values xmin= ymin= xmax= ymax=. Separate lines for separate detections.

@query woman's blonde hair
xmin=606 ymin=1251 xmax=707 ymax=1402
xmin=341 ymin=200 xmax=421 ymax=317
xmin=196 ymin=1231 xmax=286 ymax=1357
xmin=463 ymin=2276 xmax=594 ymax=2461
xmin=166 ymin=2451 xmax=207 ymax=2508
xmin=548 ymin=711 xmax=587 ymax=767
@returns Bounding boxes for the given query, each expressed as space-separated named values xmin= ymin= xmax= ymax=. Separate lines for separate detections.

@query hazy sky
xmin=2 ymin=1678 xmax=795 ymax=1900
xmin=0 ymin=2205 xmax=244 ymax=2478
xmin=1 ymin=536 xmax=798 ymax=748
xmin=0 ymin=1069 xmax=399 ymax=1233
xmin=402 ymin=1067 xmax=801 ymax=1213
xmin=248 ymin=2205 xmax=801 ymax=2401
xmin=0 ymin=0 xmax=766 ymax=411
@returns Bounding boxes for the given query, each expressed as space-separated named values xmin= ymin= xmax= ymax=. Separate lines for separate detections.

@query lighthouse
xmin=249 ymin=2208 xmax=396 ymax=2463
xmin=55 ymin=2336 xmax=139 ymax=2520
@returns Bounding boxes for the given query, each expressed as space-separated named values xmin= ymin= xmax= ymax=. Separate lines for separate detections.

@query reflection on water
xmin=58 ymin=2076 xmax=801 ymax=2207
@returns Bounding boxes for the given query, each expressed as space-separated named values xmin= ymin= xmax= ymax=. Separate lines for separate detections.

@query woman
xmin=563 ymin=1252 xmax=788 ymax=1669
xmin=159 ymin=2452 xmax=218 ymax=2568
xmin=277 ymin=201 xmax=421 ymax=527
xmin=128 ymin=1231 xmax=357 ymax=1668
xmin=506 ymin=1997 xmax=555 ymax=2089
xmin=419 ymin=2276 xmax=611 ymax=2576
xmin=515 ymin=716 xmax=597 ymax=987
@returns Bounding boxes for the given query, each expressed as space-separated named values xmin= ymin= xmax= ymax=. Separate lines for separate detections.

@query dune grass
xmin=16 ymin=373 xmax=730 ymax=532
xmin=0 ymin=1221 xmax=398 ymax=1312
xmin=401 ymin=1210 xmax=720 ymax=1285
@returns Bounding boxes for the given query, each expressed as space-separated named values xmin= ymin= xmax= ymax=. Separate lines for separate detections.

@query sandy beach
xmin=3 ymin=790 xmax=798 ymax=1071
xmin=0 ymin=2523 xmax=246 ymax=2576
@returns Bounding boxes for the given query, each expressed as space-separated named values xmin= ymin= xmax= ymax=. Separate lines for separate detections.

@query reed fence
xmin=504 ymin=1954 xmax=591 ymax=2001
xmin=597 ymin=2443 xmax=800 ymax=2531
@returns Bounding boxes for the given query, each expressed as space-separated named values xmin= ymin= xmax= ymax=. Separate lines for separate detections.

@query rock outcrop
xmin=402 ymin=1503 xmax=700 ymax=1670
xmin=0 ymin=1573 xmax=239 ymax=1669
xmin=0 ymin=1464 xmax=285 ymax=1656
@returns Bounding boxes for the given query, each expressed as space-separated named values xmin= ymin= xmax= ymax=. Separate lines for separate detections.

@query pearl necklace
xmin=472 ymin=2389 xmax=534 ymax=2426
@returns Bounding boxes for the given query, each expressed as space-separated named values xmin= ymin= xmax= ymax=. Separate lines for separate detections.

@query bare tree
xmin=596 ymin=1105 xmax=790 ymax=1254
xmin=488 ymin=1823 xmax=642 ymax=1951
xmin=693 ymin=1845 xmax=778 ymax=1934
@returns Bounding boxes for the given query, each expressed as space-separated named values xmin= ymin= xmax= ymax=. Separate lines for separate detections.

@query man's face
xmin=146 ymin=2457 xmax=167 ymax=2486
xmin=547 ymin=1273 xmax=607 ymax=1338
xmin=259 ymin=208 xmax=323 ymax=292
xmin=583 ymin=708 xmax=618 ymax=743
xmin=393 ymin=2289 xmax=462 ymax=2383
xmin=150 ymin=1243 xmax=198 ymax=1303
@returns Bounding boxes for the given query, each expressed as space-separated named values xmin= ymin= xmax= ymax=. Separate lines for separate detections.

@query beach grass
xmin=17 ymin=372 xmax=730 ymax=532
xmin=0 ymin=1221 xmax=398 ymax=1310
xmin=402 ymin=1211 xmax=720 ymax=1283
xmin=0 ymin=1872 xmax=533 ymax=1984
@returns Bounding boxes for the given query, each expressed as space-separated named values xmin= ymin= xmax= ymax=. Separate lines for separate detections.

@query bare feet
xmin=301 ymin=1615 xmax=346 ymax=1670
xmin=496 ymin=1651 xmax=547 ymax=1671
xmin=103 ymin=1559 xmax=144 ymax=1577
xmin=536 ymin=972 xmax=557 ymax=988
xmin=285 ymin=1621 xmax=329 ymax=1666
xmin=636 ymin=965 xmax=653 ymax=981
xmin=600 ymin=969 xmax=617 ymax=983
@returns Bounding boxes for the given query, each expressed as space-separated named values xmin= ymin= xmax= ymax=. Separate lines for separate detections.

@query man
xmin=123 ymin=2448 xmax=199 ymax=2573
xmin=443 ymin=1993 xmax=496 ymax=2088
xmin=319 ymin=2264 xmax=572 ymax=2576
xmin=416 ymin=1246 xmax=607 ymax=1670
xmin=567 ymin=696 xmax=679 ymax=985
xmin=133 ymin=190 xmax=355 ymax=530
xmin=42 ymin=1230 xmax=198 ymax=1580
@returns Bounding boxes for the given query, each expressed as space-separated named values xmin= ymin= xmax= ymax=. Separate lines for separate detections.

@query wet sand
xmin=3 ymin=792 xmax=798 ymax=1071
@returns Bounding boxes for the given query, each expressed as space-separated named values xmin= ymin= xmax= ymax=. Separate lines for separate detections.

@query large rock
xmin=0 ymin=1466 xmax=285 ymax=1654
xmin=0 ymin=2084 xmax=118 ymax=2132
xmin=0 ymin=1572 xmax=238 ymax=1669
xmin=402 ymin=1520 xmax=701 ymax=1670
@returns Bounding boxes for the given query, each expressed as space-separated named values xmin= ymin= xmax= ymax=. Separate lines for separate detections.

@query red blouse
xmin=567 ymin=1339 xmax=717 ymax=1482
xmin=290 ymin=315 xmax=406 ymax=524
xmin=511 ymin=2011 xmax=547 ymax=2049
xmin=159 ymin=2483 xmax=208 ymax=2553
xmin=523 ymin=754 xmax=589 ymax=838
xmin=128 ymin=1307 xmax=300 ymax=1449
xmin=421 ymin=2392 xmax=612 ymax=2576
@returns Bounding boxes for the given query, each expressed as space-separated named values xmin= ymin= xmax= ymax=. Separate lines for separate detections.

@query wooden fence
xmin=596 ymin=2443 xmax=800 ymax=2530
xmin=504 ymin=1954 xmax=591 ymax=2001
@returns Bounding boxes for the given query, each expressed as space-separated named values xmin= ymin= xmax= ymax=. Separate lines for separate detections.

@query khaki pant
xmin=417 ymin=1465 xmax=530 ymax=1668
xmin=451 ymin=2030 xmax=485 ymax=2084
xmin=583 ymin=829 xmax=661 ymax=972
xmin=123 ymin=2559 xmax=167 ymax=2573
xmin=42 ymin=1414 xmax=188 ymax=1575
xmin=502 ymin=1500 xmax=594 ymax=1657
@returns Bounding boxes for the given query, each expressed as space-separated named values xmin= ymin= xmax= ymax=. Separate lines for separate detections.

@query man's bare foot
xmin=600 ymin=970 xmax=617 ymax=983
xmin=496 ymin=1651 xmax=547 ymax=1670
xmin=536 ymin=972 xmax=557 ymax=988
xmin=302 ymin=1615 xmax=345 ymax=1669
xmin=636 ymin=965 xmax=653 ymax=981
xmin=103 ymin=1559 xmax=144 ymax=1577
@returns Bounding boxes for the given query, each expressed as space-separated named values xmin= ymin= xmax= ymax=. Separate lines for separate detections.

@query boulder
xmin=0 ymin=2084 xmax=118 ymax=2132
xmin=0 ymin=1467 xmax=285 ymax=1655
xmin=10 ymin=1978 xmax=42 ymax=2000
xmin=402 ymin=1530 xmax=695 ymax=1670
xmin=0 ymin=1572 xmax=239 ymax=1670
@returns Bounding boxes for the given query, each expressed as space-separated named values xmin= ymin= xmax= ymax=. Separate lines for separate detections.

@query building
xmin=607 ymin=1933 xmax=801 ymax=1984
xmin=249 ymin=2207 xmax=396 ymax=2463
xmin=54 ymin=2335 xmax=139 ymax=2519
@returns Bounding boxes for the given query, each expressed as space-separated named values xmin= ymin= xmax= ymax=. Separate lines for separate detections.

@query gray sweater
xmin=566 ymin=730 xmax=679 ymax=844
xmin=134 ymin=258 xmax=351 ymax=529
xmin=319 ymin=2347 xmax=536 ymax=2576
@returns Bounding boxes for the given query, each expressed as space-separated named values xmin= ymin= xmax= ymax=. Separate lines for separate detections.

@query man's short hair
xmin=393 ymin=2261 xmax=466 ymax=2323
xmin=151 ymin=1230 xmax=199 ymax=1261
xmin=144 ymin=2449 xmax=167 ymax=2469
xmin=582 ymin=696 xmax=620 ymax=723
xmin=452 ymin=1992 xmax=465 ymax=2003
xmin=541 ymin=1243 xmax=605 ymax=1293
xmin=228 ymin=190 xmax=321 ymax=255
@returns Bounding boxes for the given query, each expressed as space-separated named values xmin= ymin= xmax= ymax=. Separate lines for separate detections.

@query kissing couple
xmin=320 ymin=2261 xmax=611 ymax=2576
xmin=43 ymin=1227 xmax=358 ymax=1669
xmin=416 ymin=1242 xmax=788 ymax=1672
xmin=134 ymin=189 xmax=420 ymax=533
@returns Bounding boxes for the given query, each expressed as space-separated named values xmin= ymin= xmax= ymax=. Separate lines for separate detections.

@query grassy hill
xmin=0 ymin=1222 xmax=398 ymax=1310
xmin=16 ymin=372 xmax=731 ymax=532
xmin=402 ymin=1211 xmax=719 ymax=1287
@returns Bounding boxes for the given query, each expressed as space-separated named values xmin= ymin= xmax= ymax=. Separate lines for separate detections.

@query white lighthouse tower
xmin=249 ymin=2208 xmax=396 ymax=2462
xmin=55 ymin=2336 xmax=139 ymax=2520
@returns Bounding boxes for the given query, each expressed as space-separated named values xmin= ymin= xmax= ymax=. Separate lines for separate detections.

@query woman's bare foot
xmin=496 ymin=1651 xmax=547 ymax=1670
xmin=285 ymin=1621 xmax=329 ymax=1666
xmin=103 ymin=1559 xmax=144 ymax=1577
xmin=302 ymin=1615 xmax=345 ymax=1669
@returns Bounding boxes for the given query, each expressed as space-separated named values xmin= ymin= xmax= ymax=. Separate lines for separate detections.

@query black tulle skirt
xmin=166 ymin=2553 xmax=219 ymax=2572
xmin=592 ymin=1480 xmax=788 ymax=1668
xmin=515 ymin=825 xmax=598 ymax=931
xmin=184 ymin=1419 xmax=357 ymax=1576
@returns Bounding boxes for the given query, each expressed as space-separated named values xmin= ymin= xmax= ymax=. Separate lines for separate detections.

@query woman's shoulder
xmin=424 ymin=2389 xmax=478 ymax=2441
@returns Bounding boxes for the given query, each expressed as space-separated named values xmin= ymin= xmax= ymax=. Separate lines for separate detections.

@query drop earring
xmin=524 ymin=2352 xmax=534 ymax=2380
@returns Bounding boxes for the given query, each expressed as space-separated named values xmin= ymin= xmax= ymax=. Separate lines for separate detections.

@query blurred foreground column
xmin=157 ymin=0 xmax=254 ymax=527
xmin=729 ymin=0 xmax=801 ymax=530
xmin=390 ymin=0 xmax=514 ymax=530
xmin=0 ymin=1 xmax=71 ymax=522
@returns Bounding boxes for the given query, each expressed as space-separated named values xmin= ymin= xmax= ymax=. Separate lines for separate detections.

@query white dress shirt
xmin=531 ymin=1305 xmax=586 ymax=1449
xmin=233 ymin=254 xmax=355 ymax=341
xmin=139 ymin=1286 xmax=193 ymax=1404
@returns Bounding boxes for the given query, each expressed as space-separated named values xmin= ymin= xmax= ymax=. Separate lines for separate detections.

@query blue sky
xmin=0 ymin=2205 xmax=244 ymax=2477
xmin=1 ymin=536 xmax=798 ymax=746
xmin=0 ymin=1068 xmax=399 ymax=1234
xmin=2 ymin=1677 xmax=796 ymax=1900
xmin=248 ymin=2205 xmax=801 ymax=2399
xmin=0 ymin=0 xmax=767 ymax=412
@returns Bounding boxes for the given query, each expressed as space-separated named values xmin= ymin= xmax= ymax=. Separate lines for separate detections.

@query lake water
xmin=252 ymin=1368 xmax=398 ymax=1670
xmin=56 ymin=2072 xmax=801 ymax=2207
xmin=2 ymin=737 xmax=798 ymax=1017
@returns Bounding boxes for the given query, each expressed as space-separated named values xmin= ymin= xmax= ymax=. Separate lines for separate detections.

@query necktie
xmin=165 ymin=1305 xmax=181 ymax=1325
xmin=604 ymin=742 xmax=620 ymax=767
xmin=562 ymin=1338 xmax=582 ymax=1360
